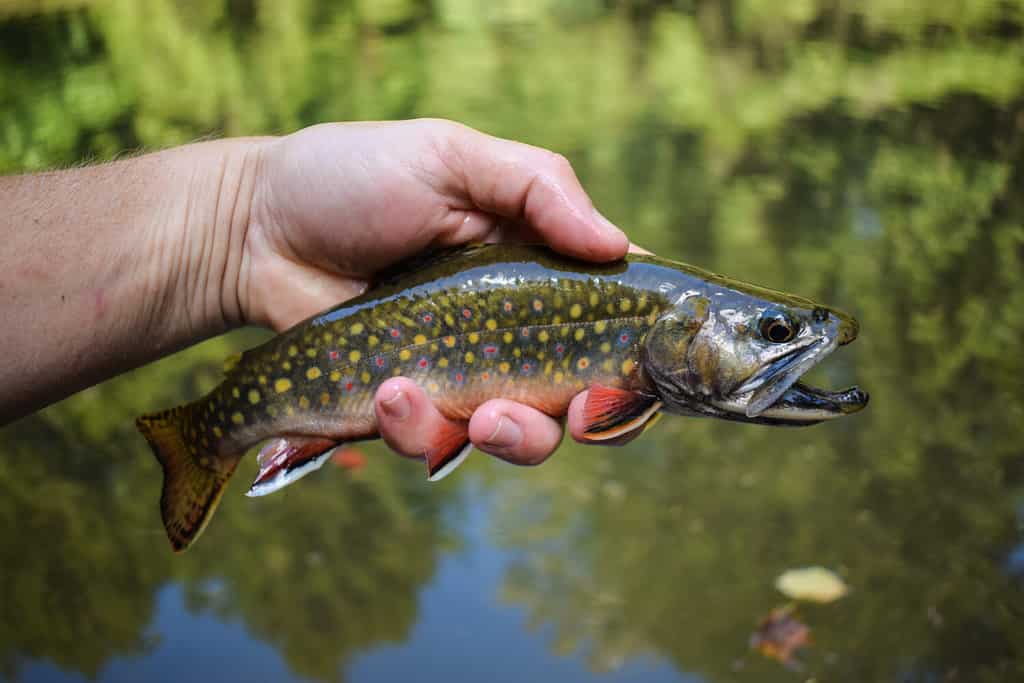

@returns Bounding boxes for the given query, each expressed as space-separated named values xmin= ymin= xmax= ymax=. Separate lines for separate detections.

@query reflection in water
xmin=2 ymin=1 xmax=1024 ymax=682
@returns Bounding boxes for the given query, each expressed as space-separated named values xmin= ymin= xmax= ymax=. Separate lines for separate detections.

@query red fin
xmin=581 ymin=384 xmax=662 ymax=442
xmin=247 ymin=436 xmax=340 ymax=497
xmin=425 ymin=420 xmax=471 ymax=482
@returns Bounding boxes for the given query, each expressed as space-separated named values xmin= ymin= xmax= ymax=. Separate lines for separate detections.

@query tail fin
xmin=136 ymin=406 xmax=239 ymax=552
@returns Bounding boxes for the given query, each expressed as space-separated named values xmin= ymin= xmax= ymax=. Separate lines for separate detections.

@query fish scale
xmin=136 ymin=243 xmax=867 ymax=551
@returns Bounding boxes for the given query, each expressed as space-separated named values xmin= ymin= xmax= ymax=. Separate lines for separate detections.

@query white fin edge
xmin=246 ymin=446 xmax=338 ymax=497
xmin=426 ymin=443 xmax=473 ymax=482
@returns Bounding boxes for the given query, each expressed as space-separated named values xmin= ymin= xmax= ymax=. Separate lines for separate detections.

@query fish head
xmin=642 ymin=286 xmax=867 ymax=424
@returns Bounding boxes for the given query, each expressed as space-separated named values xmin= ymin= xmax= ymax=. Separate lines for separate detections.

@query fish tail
xmin=136 ymin=403 xmax=239 ymax=553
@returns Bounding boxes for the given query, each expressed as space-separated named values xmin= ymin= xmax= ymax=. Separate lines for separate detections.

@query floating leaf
xmin=775 ymin=566 xmax=849 ymax=603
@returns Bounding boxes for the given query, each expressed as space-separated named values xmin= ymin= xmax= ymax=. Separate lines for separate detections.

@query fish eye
xmin=759 ymin=309 xmax=798 ymax=344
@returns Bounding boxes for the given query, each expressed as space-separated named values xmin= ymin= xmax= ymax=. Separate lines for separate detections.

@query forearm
xmin=0 ymin=139 xmax=260 ymax=423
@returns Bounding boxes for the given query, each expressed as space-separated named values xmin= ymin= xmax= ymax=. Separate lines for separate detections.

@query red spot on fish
xmin=454 ymin=372 xmax=465 ymax=383
xmin=345 ymin=382 xmax=354 ymax=392
xmin=422 ymin=313 xmax=433 ymax=324
xmin=329 ymin=350 xmax=340 ymax=361
xmin=577 ymin=358 xmax=590 ymax=370
xmin=555 ymin=343 xmax=566 ymax=356
xmin=483 ymin=345 xmax=498 ymax=358
xmin=521 ymin=327 xmax=530 ymax=337
xmin=620 ymin=333 xmax=629 ymax=343
xmin=418 ymin=358 xmax=429 ymax=369
xmin=481 ymin=371 xmax=491 ymax=381
xmin=375 ymin=356 xmax=386 ymax=368
xmin=331 ymin=447 xmax=367 ymax=472
xmin=521 ymin=362 xmax=532 ymax=373
xmin=502 ymin=301 xmax=513 ymax=313
xmin=390 ymin=328 xmax=401 ymax=338
xmin=462 ymin=308 xmax=472 ymax=319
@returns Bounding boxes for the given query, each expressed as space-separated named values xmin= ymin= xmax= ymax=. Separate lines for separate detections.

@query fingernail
xmin=592 ymin=207 xmax=625 ymax=238
xmin=380 ymin=390 xmax=410 ymax=421
xmin=484 ymin=416 xmax=523 ymax=449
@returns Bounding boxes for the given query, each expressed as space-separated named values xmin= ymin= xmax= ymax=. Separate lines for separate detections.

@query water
xmin=2 ymin=2 xmax=1023 ymax=682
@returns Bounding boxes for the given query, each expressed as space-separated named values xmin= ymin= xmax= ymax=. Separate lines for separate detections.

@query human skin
xmin=0 ymin=119 xmax=628 ymax=465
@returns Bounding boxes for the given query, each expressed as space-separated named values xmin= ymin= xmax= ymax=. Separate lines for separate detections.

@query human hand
xmin=233 ymin=119 xmax=629 ymax=467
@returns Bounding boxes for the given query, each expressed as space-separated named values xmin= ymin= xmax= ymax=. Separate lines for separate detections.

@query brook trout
xmin=137 ymin=245 xmax=868 ymax=551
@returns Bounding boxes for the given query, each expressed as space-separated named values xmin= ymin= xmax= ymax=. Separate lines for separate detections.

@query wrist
xmin=162 ymin=137 xmax=267 ymax=339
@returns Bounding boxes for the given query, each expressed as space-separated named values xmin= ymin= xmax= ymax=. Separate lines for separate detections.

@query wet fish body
xmin=137 ymin=245 xmax=868 ymax=550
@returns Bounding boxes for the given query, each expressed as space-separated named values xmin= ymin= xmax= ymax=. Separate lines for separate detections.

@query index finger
xmin=437 ymin=122 xmax=629 ymax=262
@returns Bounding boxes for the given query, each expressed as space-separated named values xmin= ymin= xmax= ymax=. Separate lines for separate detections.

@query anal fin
xmin=581 ymin=384 xmax=662 ymax=442
xmin=247 ymin=436 xmax=340 ymax=497
xmin=425 ymin=420 xmax=472 ymax=482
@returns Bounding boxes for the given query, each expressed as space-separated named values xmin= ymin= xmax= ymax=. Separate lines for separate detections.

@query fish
xmin=136 ymin=244 xmax=868 ymax=551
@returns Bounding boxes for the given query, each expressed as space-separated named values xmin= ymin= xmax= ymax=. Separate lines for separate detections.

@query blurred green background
xmin=2 ymin=1 xmax=1024 ymax=682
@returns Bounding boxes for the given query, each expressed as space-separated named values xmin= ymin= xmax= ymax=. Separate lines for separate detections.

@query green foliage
xmin=1 ymin=0 xmax=1023 ymax=681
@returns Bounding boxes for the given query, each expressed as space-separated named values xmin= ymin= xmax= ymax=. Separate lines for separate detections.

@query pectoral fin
xmin=247 ymin=436 xmax=340 ymax=497
xmin=581 ymin=384 xmax=662 ymax=442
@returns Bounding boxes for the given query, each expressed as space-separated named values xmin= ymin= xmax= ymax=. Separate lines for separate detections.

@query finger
xmin=374 ymin=377 xmax=464 ymax=459
xmin=467 ymin=399 xmax=564 ymax=466
xmin=439 ymin=123 xmax=628 ymax=262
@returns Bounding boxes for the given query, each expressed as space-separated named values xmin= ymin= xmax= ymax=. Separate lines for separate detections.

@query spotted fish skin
xmin=136 ymin=244 xmax=867 ymax=551
xmin=208 ymin=246 xmax=672 ymax=450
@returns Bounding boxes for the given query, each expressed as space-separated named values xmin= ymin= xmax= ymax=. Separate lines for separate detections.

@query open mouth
xmin=734 ymin=333 xmax=869 ymax=422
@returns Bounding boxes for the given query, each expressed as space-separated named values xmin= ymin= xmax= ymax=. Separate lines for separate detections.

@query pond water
xmin=2 ymin=2 xmax=1023 ymax=682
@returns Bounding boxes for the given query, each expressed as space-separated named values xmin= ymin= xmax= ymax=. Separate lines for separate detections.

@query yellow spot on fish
xmin=282 ymin=360 xmax=292 ymax=371
xmin=232 ymin=387 xmax=240 ymax=399
xmin=286 ymin=405 xmax=295 ymax=417
xmin=552 ymin=315 xmax=563 ymax=325
xmin=258 ymin=375 xmax=267 ymax=385
xmin=438 ymin=357 xmax=449 ymax=368
xmin=499 ymin=362 xmax=511 ymax=374
xmin=399 ymin=349 xmax=412 ymax=361
xmin=350 ymin=322 xmax=364 ymax=335
xmin=330 ymin=370 xmax=341 ymax=382
xmin=560 ymin=326 xmax=571 ymax=337
xmin=574 ymin=328 xmax=586 ymax=341
xmin=513 ymin=348 xmax=522 ymax=358
xmin=503 ymin=331 xmax=514 ymax=344
xmin=349 ymin=350 xmax=362 ymax=363
xmin=465 ymin=351 xmax=475 ymax=364
xmin=544 ymin=360 xmax=554 ymax=375
xmin=307 ymin=367 xmax=322 ymax=380
xmin=361 ymin=371 xmax=371 ymax=383
xmin=601 ymin=357 xmax=616 ymax=373
xmin=306 ymin=348 xmax=317 ymax=358
xmin=444 ymin=313 xmax=455 ymax=326
xmin=288 ymin=345 xmax=298 ymax=357
xmin=486 ymin=318 xmax=497 ymax=331
xmin=368 ymin=335 xmax=379 ymax=348
xmin=606 ymin=303 xmax=616 ymax=314
xmin=577 ymin=357 xmax=590 ymax=370
xmin=392 ymin=367 xmax=402 ymax=377
xmin=468 ymin=332 xmax=480 ymax=344
xmin=320 ymin=392 xmax=331 ymax=406
xmin=620 ymin=298 xmax=632 ymax=312
xmin=594 ymin=320 xmax=607 ymax=334
xmin=299 ymin=396 xmax=310 ymax=410
xmin=622 ymin=358 xmax=635 ymax=375
xmin=248 ymin=389 xmax=261 ymax=405
xmin=569 ymin=303 xmax=582 ymax=319
xmin=538 ymin=330 xmax=550 ymax=342
xmin=427 ymin=381 xmax=440 ymax=393
xmin=231 ymin=412 xmax=245 ymax=425
xmin=430 ymin=343 xmax=439 ymax=352
xmin=413 ymin=334 xmax=427 ymax=345
xmin=589 ymin=291 xmax=600 ymax=307
xmin=275 ymin=378 xmax=292 ymax=393
xmin=637 ymin=295 xmax=648 ymax=311
xmin=213 ymin=426 xmax=223 ymax=438
xmin=553 ymin=294 xmax=564 ymax=308
xmin=444 ymin=335 xmax=456 ymax=348
xmin=323 ymin=332 xmax=333 ymax=343
xmin=554 ymin=371 xmax=565 ymax=383
xmin=600 ymin=341 xmax=612 ymax=353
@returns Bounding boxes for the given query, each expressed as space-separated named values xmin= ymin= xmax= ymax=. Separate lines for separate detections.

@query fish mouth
xmin=732 ymin=334 xmax=868 ymax=422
